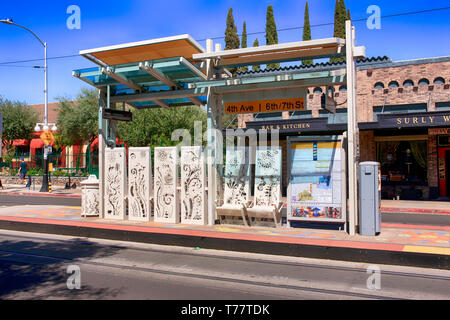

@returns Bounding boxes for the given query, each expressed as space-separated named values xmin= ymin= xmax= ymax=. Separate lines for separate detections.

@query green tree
xmin=117 ymin=106 xmax=207 ymax=148
xmin=331 ymin=0 xmax=348 ymax=62
xmin=225 ymin=8 xmax=240 ymax=75
xmin=302 ymin=2 xmax=313 ymax=66
xmin=0 ymin=96 xmax=38 ymax=154
xmin=238 ymin=21 xmax=249 ymax=73
xmin=56 ymin=88 xmax=98 ymax=146
xmin=252 ymin=38 xmax=261 ymax=72
xmin=265 ymin=5 xmax=280 ymax=69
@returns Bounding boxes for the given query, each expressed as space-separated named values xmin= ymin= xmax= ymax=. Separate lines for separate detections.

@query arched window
xmin=374 ymin=82 xmax=385 ymax=90
xmin=313 ymin=87 xmax=323 ymax=95
xmin=388 ymin=81 xmax=399 ymax=89
xmin=403 ymin=79 xmax=414 ymax=88
xmin=339 ymin=85 xmax=347 ymax=92
xmin=433 ymin=77 xmax=445 ymax=85
xmin=418 ymin=78 xmax=430 ymax=86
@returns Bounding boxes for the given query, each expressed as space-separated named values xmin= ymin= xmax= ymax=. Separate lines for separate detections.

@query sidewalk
xmin=0 ymin=184 xmax=82 ymax=198
xmin=0 ymin=204 xmax=447 ymax=270
xmin=2 ymin=184 xmax=448 ymax=214
xmin=382 ymin=200 xmax=450 ymax=215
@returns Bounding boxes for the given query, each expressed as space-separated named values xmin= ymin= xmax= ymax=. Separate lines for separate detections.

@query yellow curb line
xmin=403 ymin=245 xmax=450 ymax=255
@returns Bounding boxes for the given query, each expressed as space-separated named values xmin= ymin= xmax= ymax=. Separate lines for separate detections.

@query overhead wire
xmin=0 ymin=6 xmax=448 ymax=65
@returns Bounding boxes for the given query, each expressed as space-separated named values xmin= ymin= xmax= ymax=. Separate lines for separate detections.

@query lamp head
xmin=0 ymin=19 xmax=14 ymax=25
xmin=34 ymin=124 xmax=40 ymax=132
xmin=51 ymin=124 xmax=58 ymax=132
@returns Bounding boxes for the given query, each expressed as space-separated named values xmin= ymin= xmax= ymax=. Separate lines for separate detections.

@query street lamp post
xmin=1 ymin=18 xmax=51 ymax=192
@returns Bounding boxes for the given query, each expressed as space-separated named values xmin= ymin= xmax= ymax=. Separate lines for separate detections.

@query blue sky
xmin=0 ymin=0 xmax=449 ymax=105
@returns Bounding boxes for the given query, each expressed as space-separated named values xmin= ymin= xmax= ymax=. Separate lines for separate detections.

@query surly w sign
xmin=375 ymin=111 xmax=450 ymax=129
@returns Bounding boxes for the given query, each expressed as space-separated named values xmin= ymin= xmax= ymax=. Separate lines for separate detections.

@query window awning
xmin=30 ymin=138 xmax=54 ymax=149
xmin=12 ymin=139 xmax=29 ymax=146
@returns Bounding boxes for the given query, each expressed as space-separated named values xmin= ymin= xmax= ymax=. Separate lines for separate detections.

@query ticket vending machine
xmin=358 ymin=162 xmax=381 ymax=236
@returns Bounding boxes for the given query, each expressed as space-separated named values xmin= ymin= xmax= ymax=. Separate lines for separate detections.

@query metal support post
xmin=346 ymin=20 xmax=359 ymax=235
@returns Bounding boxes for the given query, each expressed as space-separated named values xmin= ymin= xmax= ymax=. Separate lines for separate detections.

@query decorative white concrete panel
xmin=180 ymin=146 xmax=206 ymax=225
xmin=128 ymin=147 xmax=152 ymax=221
xmin=154 ymin=147 xmax=179 ymax=223
xmin=223 ymin=147 xmax=251 ymax=205
xmin=104 ymin=147 xmax=127 ymax=220
xmin=81 ymin=175 xmax=100 ymax=217
xmin=254 ymin=147 xmax=282 ymax=206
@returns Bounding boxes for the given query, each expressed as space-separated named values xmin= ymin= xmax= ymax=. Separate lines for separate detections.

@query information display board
xmin=287 ymin=136 xmax=346 ymax=225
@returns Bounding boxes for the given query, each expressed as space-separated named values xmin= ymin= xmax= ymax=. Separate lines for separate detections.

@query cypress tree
xmin=265 ymin=5 xmax=280 ymax=69
xmin=225 ymin=8 xmax=240 ymax=50
xmin=252 ymin=38 xmax=260 ymax=72
xmin=302 ymin=2 xmax=313 ymax=66
xmin=238 ymin=21 xmax=249 ymax=73
xmin=224 ymin=8 xmax=240 ymax=75
xmin=331 ymin=0 xmax=348 ymax=62
xmin=347 ymin=8 xmax=351 ymax=21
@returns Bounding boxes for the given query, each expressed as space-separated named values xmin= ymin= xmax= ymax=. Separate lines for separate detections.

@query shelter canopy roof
xmin=80 ymin=34 xmax=205 ymax=66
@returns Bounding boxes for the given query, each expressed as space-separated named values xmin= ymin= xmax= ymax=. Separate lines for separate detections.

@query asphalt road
xmin=0 ymin=194 xmax=82 ymax=207
xmin=2 ymin=194 xmax=449 ymax=226
xmin=0 ymin=230 xmax=448 ymax=301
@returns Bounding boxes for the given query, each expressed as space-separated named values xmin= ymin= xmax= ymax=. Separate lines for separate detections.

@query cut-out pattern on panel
xmin=254 ymin=147 xmax=282 ymax=206
xmin=154 ymin=147 xmax=179 ymax=223
xmin=82 ymin=188 xmax=99 ymax=216
xmin=128 ymin=147 xmax=152 ymax=221
xmin=223 ymin=147 xmax=251 ymax=205
xmin=181 ymin=146 xmax=206 ymax=225
xmin=104 ymin=148 xmax=126 ymax=220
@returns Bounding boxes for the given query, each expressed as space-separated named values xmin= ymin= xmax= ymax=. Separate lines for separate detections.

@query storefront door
xmin=438 ymin=147 xmax=450 ymax=197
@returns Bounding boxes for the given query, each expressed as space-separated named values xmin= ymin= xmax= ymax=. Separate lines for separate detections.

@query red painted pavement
xmin=0 ymin=215 xmax=407 ymax=253
xmin=381 ymin=223 xmax=450 ymax=231
xmin=382 ymin=207 xmax=450 ymax=215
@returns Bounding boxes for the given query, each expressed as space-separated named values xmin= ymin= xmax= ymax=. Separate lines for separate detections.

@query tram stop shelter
xmin=73 ymin=21 xmax=366 ymax=235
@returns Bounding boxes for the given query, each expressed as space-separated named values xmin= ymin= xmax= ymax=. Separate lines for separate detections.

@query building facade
xmin=238 ymin=56 xmax=450 ymax=200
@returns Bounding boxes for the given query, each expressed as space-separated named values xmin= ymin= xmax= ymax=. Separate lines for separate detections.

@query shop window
xmin=290 ymin=110 xmax=312 ymax=119
xmin=403 ymin=79 xmax=414 ymax=88
xmin=377 ymin=140 xmax=428 ymax=200
xmin=254 ymin=112 xmax=283 ymax=120
xmin=388 ymin=81 xmax=399 ymax=89
xmin=418 ymin=78 xmax=430 ymax=86
xmin=374 ymin=82 xmax=384 ymax=90
xmin=14 ymin=146 xmax=30 ymax=157
xmin=433 ymin=77 xmax=445 ymax=85
xmin=313 ymin=87 xmax=323 ymax=95
xmin=436 ymin=102 xmax=450 ymax=111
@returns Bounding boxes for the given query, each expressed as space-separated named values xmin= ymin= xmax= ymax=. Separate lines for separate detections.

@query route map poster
xmin=288 ymin=140 xmax=344 ymax=221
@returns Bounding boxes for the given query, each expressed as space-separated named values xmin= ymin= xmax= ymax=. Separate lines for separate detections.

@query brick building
xmin=238 ymin=56 xmax=450 ymax=200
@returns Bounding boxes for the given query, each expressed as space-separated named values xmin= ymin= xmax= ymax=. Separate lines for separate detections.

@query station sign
xmin=225 ymin=97 xmax=305 ymax=114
